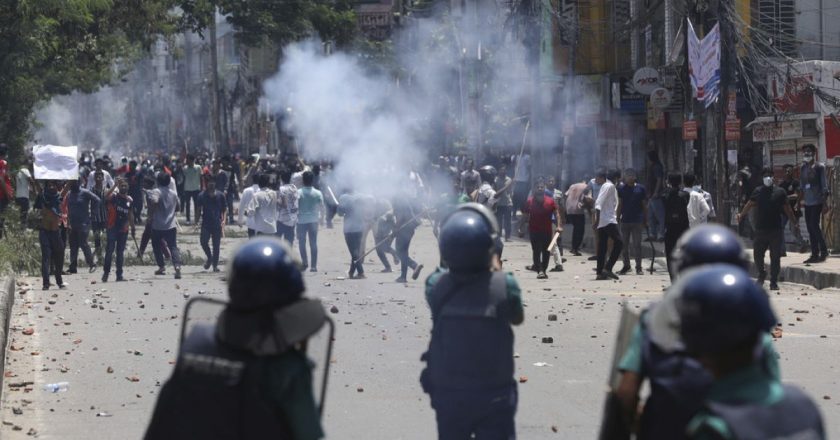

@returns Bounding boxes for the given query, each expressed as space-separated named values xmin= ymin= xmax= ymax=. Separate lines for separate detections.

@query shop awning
xmin=745 ymin=113 xmax=821 ymax=130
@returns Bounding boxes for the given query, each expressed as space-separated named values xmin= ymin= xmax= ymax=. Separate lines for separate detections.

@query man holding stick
xmin=523 ymin=180 xmax=561 ymax=279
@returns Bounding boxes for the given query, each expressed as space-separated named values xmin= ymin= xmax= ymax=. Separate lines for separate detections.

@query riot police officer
xmin=420 ymin=203 xmax=523 ymax=439
xmin=611 ymin=224 xmax=780 ymax=439
xmin=145 ymin=238 xmax=330 ymax=440
xmin=677 ymin=264 xmax=825 ymax=440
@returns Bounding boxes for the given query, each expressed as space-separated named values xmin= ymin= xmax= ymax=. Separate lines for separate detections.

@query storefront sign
xmin=683 ymin=120 xmax=698 ymax=140
xmin=632 ymin=67 xmax=661 ymax=95
xmin=650 ymin=88 xmax=673 ymax=109
xmin=752 ymin=120 xmax=803 ymax=142
xmin=646 ymin=102 xmax=666 ymax=130
xmin=725 ymin=118 xmax=741 ymax=141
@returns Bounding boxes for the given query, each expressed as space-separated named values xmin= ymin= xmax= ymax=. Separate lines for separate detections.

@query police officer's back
xmin=421 ymin=203 xmax=523 ymax=439
xmin=145 ymin=238 xmax=327 ymax=440
xmin=677 ymin=265 xmax=825 ymax=440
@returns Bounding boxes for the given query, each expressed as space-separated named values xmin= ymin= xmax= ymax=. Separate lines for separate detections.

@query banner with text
xmin=687 ymin=20 xmax=721 ymax=108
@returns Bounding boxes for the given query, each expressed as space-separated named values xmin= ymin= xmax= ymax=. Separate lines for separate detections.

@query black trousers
xmin=200 ymin=224 xmax=222 ymax=268
xmin=664 ymin=226 xmax=687 ymax=280
xmin=530 ymin=231 xmax=551 ymax=272
xmin=804 ymin=204 xmax=828 ymax=257
xmin=754 ymin=229 xmax=783 ymax=283
xmin=344 ymin=232 xmax=364 ymax=276
xmin=68 ymin=224 xmax=94 ymax=271
xmin=39 ymin=229 xmax=64 ymax=287
xmin=566 ymin=213 xmax=585 ymax=251
xmin=596 ymin=223 xmax=623 ymax=273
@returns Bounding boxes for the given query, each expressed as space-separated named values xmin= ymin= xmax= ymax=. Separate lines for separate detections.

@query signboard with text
xmin=683 ymin=120 xmax=698 ymax=140
xmin=725 ymin=119 xmax=741 ymax=141
xmin=752 ymin=120 xmax=803 ymax=142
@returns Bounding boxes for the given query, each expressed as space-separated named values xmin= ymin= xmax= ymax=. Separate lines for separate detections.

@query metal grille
xmin=757 ymin=0 xmax=797 ymax=57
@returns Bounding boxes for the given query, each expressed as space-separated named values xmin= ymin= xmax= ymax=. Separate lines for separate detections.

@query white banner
xmin=33 ymin=145 xmax=79 ymax=180
xmin=688 ymin=20 xmax=721 ymax=108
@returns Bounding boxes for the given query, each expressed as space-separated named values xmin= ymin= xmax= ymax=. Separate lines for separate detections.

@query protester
xmin=125 ymin=160 xmax=145 ymax=222
xmin=33 ymin=181 xmax=66 ymax=290
xmin=476 ymin=166 xmax=497 ymax=207
xmin=238 ymin=172 xmax=260 ymax=237
xmin=90 ymin=171 xmax=109 ymax=261
xmin=646 ymin=151 xmax=665 ymax=241
xmin=545 ymin=177 xmax=566 ymax=272
xmin=101 ymin=178 xmax=133 ymax=282
xmin=338 ymin=189 xmax=367 ymax=279
xmin=494 ymin=164 xmax=513 ymax=242
xmin=393 ymin=193 xmax=424 ymax=283
xmin=276 ymin=169 xmax=299 ymax=245
xmin=798 ymin=144 xmax=829 ymax=263
xmin=684 ymin=174 xmax=711 ymax=228
xmin=14 ymin=159 xmax=33 ymax=227
xmin=460 ymin=158 xmax=480 ymax=197
xmin=0 ymin=146 xmax=12 ymax=238
xmin=297 ymin=171 xmax=323 ymax=272
xmin=617 ymin=169 xmax=647 ymax=275
xmin=194 ymin=176 xmax=226 ymax=272
xmin=523 ymin=180 xmax=560 ymax=279
xmin=421 ymin=204 xmax=523 ymax=440
xmin=373 ymin=198 xmax=398 ymax=272
xmin=587 ymin=169 xmax=607 ymax=261
xmin=594 ymin=169 xmax=623 ymax=280
xmin=85 ymin=158 xmax=114 ymax=190
xmin=246 ymin=174 xmax=278 ymax=236
xmin=663 ymin=173 xmax=690 ymax=279
xmin=512 ymin=150 xmax=531 ymax=218
xmin=65 ymin=179 xmax=100 ymax=273
xmin=736 ymin=168 xmax=799 ymax=290
xmin=565 ymin=177 xmax=588 ymax=256
xmin=779 ymin=163 xmax=807 ymax=253
xmin=182 ymin=154 xmax=202 ymax=224
xmin=148 ymin=173 xmax=182 ymax=279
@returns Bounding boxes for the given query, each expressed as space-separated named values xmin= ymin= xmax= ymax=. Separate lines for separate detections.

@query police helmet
xmin=227 ymin=238 xmax=305 ymax=310
xmin=439 ymin=203 xmax=499 ymax=272
xmin=676 ymin=264 xmax=776 ymax=355
xmin=478 ymin=165 xmax=497 ymax=183
xmin=671 ymin=224 xmax=749 ymax=275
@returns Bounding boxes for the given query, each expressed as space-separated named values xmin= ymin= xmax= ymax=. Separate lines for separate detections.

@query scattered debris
xmin=533 ymin=362 xmax=553 ymax=367
xmin=547 ymin=314 xmax=558 ymax=321
xmin=21 ymin=328 xmax=34 ymax=336
xmin=96 ymin=412 xmax=112 ymax=417
xmin=125 ymin=376 xmax=140 ymax=383
xmin=541 ymin=337 xmax=553 ymax=344
xmin=330 ymin=306 xmax=339 ymax=314
xmin=518 ymin=376 xmax=528 ymax=383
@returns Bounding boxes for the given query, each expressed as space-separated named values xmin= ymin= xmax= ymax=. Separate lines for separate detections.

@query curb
xmin=0 ymin=275 xmax=16 ymax=409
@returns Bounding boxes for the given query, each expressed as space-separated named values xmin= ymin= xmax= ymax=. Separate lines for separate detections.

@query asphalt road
xmin=2 ymin=219 xmax=840 ymax=439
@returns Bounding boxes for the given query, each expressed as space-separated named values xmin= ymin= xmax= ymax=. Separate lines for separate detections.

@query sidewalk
xmin=561 ymin=230 xmax=840 ymax=290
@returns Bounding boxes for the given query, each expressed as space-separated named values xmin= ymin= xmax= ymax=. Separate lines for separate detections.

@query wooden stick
xmin=546 ymin=230 xmax=561 ymax=252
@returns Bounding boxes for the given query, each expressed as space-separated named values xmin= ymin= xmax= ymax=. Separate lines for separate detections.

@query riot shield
xmin=598 ymin=303 xmax=640 ymax=440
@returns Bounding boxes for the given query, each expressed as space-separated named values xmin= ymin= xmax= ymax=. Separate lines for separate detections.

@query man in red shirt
xmin=523 ymin=180 xmax=562 ymax=279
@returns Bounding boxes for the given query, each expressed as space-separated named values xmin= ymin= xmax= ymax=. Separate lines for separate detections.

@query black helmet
xmin=478 ymin=165 xmax=497 ymax=183
xmin=439 ymin=203 xmax=499 ymax=272
xmin=227 ymin=238 xmax=305 ymax=310
xmin=671 ymin=224 xmax=749 ymax=276
xmin=676 ymin=264 xmax=776 ymax=354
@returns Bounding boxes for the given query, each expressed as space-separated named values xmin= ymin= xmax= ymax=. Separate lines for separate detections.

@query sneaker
xmin=42 ymin=284 xmax=50 ymax=290
xmin=381 ymin=268 xmax=393 ymax=273
xmin=213 ymin=267 xmax=220 ymax=273
xmin=89 ymin=265 xmax=97 ymax=273
xmin=101 ymin=273 xmax=108 ymax=283
xmin=302 ymin=264 xmax=309 ymax=271
xmin=115 ymin=276 xmax=126 ymax=282
xmin=155 ymin=267 xmax=166 ymax=275
xmin=636 ymin=267 xmax=644 ymax=275
xmin=587 ymin=255 xmax=598 ymax=261
xmin=769 ymin=282 xmax=780 ymax=291
xmin=605 ymin=271 xmax=619 ymax=280
xmin=818 ymin=254 xmax=829 ymax=262
xmin=536 ymin=272 xmax=548 ymax=279
xmin=309 ymin=267 xmax=317 ymax=273
xmin=803 ymin=256 xmax=819 ymax=264
xmin=525 ymin=265 xmax=537 ymax=271
xmin=355 ymin=273 xmax=366 ymax=280
xmin=174 ymin=268 xmax=182 ymax=280
xmin=412 ymin=264 xmax=424 ymax=280
xmin=395 ymin=277 xmax=407 ymax=283
xmin=596 ymin=272 xmax=610 ymax=280
xmin=549 ymin=265 xmax=564 ymax=272
xmin=58 ymin=283 xmax=68 ymax=289
xmin=617 ymin=266 xmax=631 ymax=275
xmin=67 ymin=269 xmax=78 ymax=274
xmin=571 ymin=250 xmax=582 ymax=256
xmin=203 ymin=260 xmax=211 ymax=270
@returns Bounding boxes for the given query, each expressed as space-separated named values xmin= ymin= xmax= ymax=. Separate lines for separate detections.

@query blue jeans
xmin=647 ymin=197 xmax=665 ymax=239
xmin=495 ymin=205 xmax=512 ymax=240
xmin=200 ymin=224 xmax=222 ymax=268
xmin=39 ymin=229 xmax=64 ymax=287
xmin=297 ymin=222 xmax=318 ymax=268
xmin=68 ymin=223 xmax=94 ymax=271
xmin=151 ymin=228 xmax=181 ymax=269
xmin=396 ymin=228 xmax=418 ymax=279
xmin=432 ymin=386 xmax=517 ymax=440
xmin=276 ymin=222 xmax=295 ymax=245
xmin=103 ymin=230 xmax=127 ymax=277
xmin=804 ymin=204 xmax=828 ymax=257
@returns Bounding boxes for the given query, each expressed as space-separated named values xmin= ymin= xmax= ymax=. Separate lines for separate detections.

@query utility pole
xmin=208 ymin=8 xmax=223 ymax=156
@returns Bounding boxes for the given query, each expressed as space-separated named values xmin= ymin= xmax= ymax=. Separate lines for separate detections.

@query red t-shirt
xmin=0 ymin=160 xmax=11 ymax=201
xmin=524 ymin=195 xmax=556 ymax=234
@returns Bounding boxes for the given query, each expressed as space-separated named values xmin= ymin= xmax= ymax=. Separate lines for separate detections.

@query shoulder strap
xmin=431 ymin=274 xmax=461 ymax=322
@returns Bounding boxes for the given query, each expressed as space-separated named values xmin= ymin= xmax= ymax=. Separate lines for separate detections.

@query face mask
xmin=804 ymin=154 xmax=814 ymax=163
xmin=763 ymin=176 xmax=773 ymax=187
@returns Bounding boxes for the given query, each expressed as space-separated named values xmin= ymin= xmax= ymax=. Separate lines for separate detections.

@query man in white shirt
xmin=86 ymin=158 xmax=114 ymax=190
xmin=245 ymin=174 xmax=278 ymax=235
xmin=276 ymin=169 xmax=299 ymax=244
xmin=238 ymin=173 xmax=260 ymax=237
xmin=15 ymin=160 xmax=34 ymax=227
xmin=684 ymin=174 xmax=711 ymax=228
xmin=593 ymin=169 xmax=624 ymax=280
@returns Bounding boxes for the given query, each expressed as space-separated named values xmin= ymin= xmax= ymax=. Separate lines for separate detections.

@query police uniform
xmin=422 ymin=268 xmax=523 ymax=439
